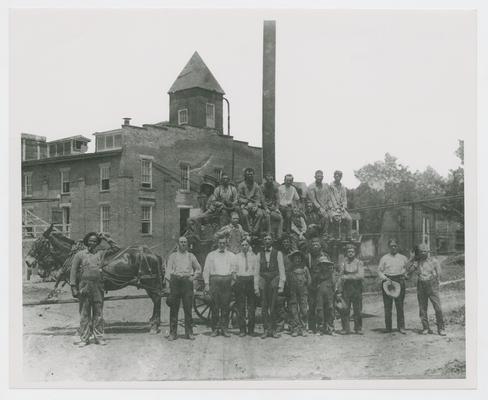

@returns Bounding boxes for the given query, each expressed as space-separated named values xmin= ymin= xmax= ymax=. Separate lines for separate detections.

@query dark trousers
xmin=260 ymin=275 xmax=280 ymax=333
xmin=279 ymin=206 xmax=293 ymax=233
xmin=234 ymin=276 xmax=257 ymax=333
xmin=382 ymin=275 xmax=406 ymax=330
xmin=417 ymin=279 xmax=444 ymax=331
xmin=78 ymin=279 xmax=104 ymax=342
xmin=289 ymin=273 xmax=309 ymax=332
xmin=168 ymin=275 xmax=194 ymax=336
xmin=316 ymin=280 xmax=335 ymax=333
xmin=210 ymin=275 xmax=232 ymax=332
xmin=340 ymin=280 xmax=363 ymax=332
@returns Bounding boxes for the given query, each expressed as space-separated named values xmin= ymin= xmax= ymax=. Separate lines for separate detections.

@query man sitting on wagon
xmin=261 ymin=172 xmax=284 ymax=239
xmin=237 ymin=168 xmax=269 ymax=235
xmin=215 ymin=212 xmax=249 ymax=254
xmin=278 ymin=174 xmax=301 ymax=234
xmin=194 ymin=172 xmax=238 ymax=228
xmin=303 ymin=199 xmax=328 ymax=239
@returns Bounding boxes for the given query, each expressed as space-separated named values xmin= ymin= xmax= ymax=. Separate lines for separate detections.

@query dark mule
xmin=24 ymin=225 xmax=164 ymax=333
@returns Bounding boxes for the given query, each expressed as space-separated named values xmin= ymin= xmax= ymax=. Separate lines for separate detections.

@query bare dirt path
xmin=22 ymin=282 xmax=465 ymax=381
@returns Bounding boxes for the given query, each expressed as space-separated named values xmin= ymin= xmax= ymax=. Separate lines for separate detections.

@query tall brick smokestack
xmin=262 ymin=20 xmax=276 ymax=179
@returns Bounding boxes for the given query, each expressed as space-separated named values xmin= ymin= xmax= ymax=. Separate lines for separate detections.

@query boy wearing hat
xmin=378 ymin=239 xmax=409 ymax=334
xmin=70 ymin=232 xmax=120 ymax=346
xmin=337 ymin=244 xmax=364 ymax=335
xmin=313 ymin=255 xmax=337 ymax=336
xmin=408 ymin=244 xmax=446 ymax=336
xmin=288 ymin=250 xmax=312 ymax=337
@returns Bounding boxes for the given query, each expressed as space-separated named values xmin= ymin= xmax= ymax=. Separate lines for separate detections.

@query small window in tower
xmin=63 ymin=141 xmax=71 ymax=154
xmin=178 ymin=109 xmax=188 ymax=125
xmin=206 ymin=103 xmax=215 ymax=128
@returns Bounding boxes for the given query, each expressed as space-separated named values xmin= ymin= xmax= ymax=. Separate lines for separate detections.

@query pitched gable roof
xmin=168 ymin=51 xmax=225 ymax=95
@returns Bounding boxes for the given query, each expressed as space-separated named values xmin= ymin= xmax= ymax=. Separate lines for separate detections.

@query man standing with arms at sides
xmin=407 ymin=244 xmax=446 ymax=336
xmin=258 ymin=234 xmax=286 ymax=339
xmin=378 ymin=239 xmax=409 ymax=334
xmin=237 ymin=168 xmax=268 ymax=234
xmin=306 ymin=236 xmax=327 ymax=334
xmin=165 ymin=236 xmax=202 ymax=341
xmin=307 ymin=170 xmax=332 ymax=233
xmin=278 ymin=174 xmax=300 ymax=234
xmin=234 ymin=239 xmax=260 ymax=337
xmin=337 ymin=244 xmax=364 ymax=335
xmin=329 ymin=170 xmax=353 ymax=241
xmin=203 ymin=237 xmax=236 ymax=337
xmin=70 ymin=232 xmax=120 ymax=347
xmin=214 ymin=212 xmax=249 ymax=254
xmin=261 ymin=172 xmax=284 ymax=238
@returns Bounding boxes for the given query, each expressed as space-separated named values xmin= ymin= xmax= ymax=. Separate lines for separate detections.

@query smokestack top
xmin=123 ymin=117 xmax=132 ymax=126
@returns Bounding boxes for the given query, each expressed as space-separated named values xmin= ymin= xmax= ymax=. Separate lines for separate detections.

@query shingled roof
xmin=168 ymin=51 xmax=225 ymax=95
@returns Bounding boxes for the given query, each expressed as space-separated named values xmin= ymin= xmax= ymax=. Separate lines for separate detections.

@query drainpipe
xmin=223 ymin=97 xmax=230 ymax=136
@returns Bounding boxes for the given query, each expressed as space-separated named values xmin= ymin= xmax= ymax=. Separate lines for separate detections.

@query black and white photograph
xmin=6 ymin=2 xmax=482 ymax=390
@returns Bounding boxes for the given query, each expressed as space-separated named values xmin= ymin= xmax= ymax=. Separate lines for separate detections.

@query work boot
xmin=239 ymin=331 xmax=246 ymax=338
xmin=291 ymin=330 xmax=298 ymax=337
xmin=438 ymin=329 xmax=447 ymax=336
xmin=221 ymin=330 xmax=231 ymax=338
xmin=301 ymin=330 xmax=308 ymax=337
xmin=93 ymin=337 xmax=107 ymax=346
xmin=76 ymin=340 xmax=90 ymax=347
xmin=354 ymin=330 xmax=363 ymax=335
xmin=167 ymin=333 xmax=177 ymax=341
xmin=210 ymin=330 xmax=219 ymax=337
xmin=185 ymin=333 xmax=195 ymax=340
xmin=338 ymin=329 xmax=349 ymax=335
xmin=261 ymin=331 xmax=268 ymax=339
xmin=398 ymin=328 xmax=407 ymax=335
xmin=421 ymin=329 xmax=430 ymax=335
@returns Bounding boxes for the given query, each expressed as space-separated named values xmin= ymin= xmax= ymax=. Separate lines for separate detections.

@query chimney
xmin=123 ymin=117 xmax=132 ymax=126
xmin=262 ymin=20 xmax=276 ymax=179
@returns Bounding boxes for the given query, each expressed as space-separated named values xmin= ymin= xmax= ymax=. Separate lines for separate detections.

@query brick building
xmin=22 ymin=51 xmax=263 ymax=257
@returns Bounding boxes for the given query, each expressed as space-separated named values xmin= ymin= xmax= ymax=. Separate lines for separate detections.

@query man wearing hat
xmin=70 ymin=232 xmax=120 ymax=346
xmin=306 ymin=237 xmax=328 ymax=333
xmin=165 ymin=236 xmax=202 ymax=340
xmin=288 ymin=250 xmax=312 ymax=337
xmin=215 ymin=212 xmax=249 ymax=254
xmin=258 ymin=234 xmax=286 ymax=338
xmin=407 ymin=244 xmax=446 ymax=336
xmin=314 ymin=255 xmax=337 ymax=335
xmin=378 ymin=239 xmax=409 ymax=334
xmin=203 ymin=237 xmax=236 ymax=337
xmin=337 ymin=244 xmax=364 ymax=335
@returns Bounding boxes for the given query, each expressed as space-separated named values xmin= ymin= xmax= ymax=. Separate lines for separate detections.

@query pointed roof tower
xmin=168 ymin=51 xmax=225 ymax=95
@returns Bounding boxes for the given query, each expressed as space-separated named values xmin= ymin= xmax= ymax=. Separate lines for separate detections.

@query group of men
xmin=163 ymin=234 xmax=447 ymax=341
xmin=192 ymin=168 xmax=353 ymax=243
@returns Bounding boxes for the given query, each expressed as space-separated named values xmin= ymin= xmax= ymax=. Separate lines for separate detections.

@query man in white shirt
xmin=165 ymin=236 xmax=202 ymax=340
xmin=378 ymin=239 xmax=409 ymax=334
xmin=257 ymin=234 xmax=286 ymax=339
xmin=234 ymin=239 xmax=260 ymax=336
xmin=203 ymin=237 xmax=236 ymax=337
xmin=278 ymin=174 xmax=300 ymax=234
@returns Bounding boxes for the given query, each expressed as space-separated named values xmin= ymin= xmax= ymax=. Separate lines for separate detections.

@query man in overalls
xmin=288 ymin=250 xmax=312 ymax=337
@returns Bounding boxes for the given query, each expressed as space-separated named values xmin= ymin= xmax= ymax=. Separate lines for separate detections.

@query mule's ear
xmin=43 ymin=224 xmax=54 ymax=238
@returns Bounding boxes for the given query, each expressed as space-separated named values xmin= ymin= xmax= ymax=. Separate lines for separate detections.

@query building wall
xmin=169 ymin=88 xmax=224 ymax=133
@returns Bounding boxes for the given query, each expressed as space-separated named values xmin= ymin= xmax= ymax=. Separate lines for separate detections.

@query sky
xmin=10 ymin=9 xmax=475 ymax=188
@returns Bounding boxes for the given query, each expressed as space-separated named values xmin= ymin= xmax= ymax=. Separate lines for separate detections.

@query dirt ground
xmin=22 ymin=275 xmax=466 ymax=382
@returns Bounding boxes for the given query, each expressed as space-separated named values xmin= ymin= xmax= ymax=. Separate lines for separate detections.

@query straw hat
xmin=382 ymin=280 xmax=401 ymax=298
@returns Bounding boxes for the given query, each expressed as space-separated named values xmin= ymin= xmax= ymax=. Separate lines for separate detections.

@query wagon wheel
xmin=193 ymin=293 xmax=212 ymax=324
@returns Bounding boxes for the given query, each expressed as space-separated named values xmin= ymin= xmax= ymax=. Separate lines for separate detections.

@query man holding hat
xmin=407 ymin=244 xmax=446 ymax=336
xmin=258 ymin=234 xmax=286 ymax=338
xmin=288 ymin=250 xmax=312 ymax=337
xmin=70 ymin=232 xmax=120 ymax=346
xmin=378 ymin=239 xmax=409 ymax=334
xmin=337 ymin=244 xmax=364 ymax=335
xmin=165 ymin=236 xmax=202 ymax=340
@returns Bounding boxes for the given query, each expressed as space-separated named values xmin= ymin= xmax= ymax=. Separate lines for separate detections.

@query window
xmin=73 ymin=140 xmax=83 ymax=151
xmin=63 ymin=141 xmax=71 ymax=154
xmin=180 ymin=164 xmax=190 ymax=191
xmin=96 ymin=134 xmax=122 ymax=152
xmin=178 ymin=109 xmax=188 ymax=125
xmin=100 ymin=164 xmax=110 ymax=191
xmin=214 ymin=167 xmax=223 ymax=181
xmin=422 ymin=217 xmax=431 ymax=249
xmin=141 ymin=206 xmax=152 ymax=234
xmin=100 ymin=205 xmax=110 ymax=233
xmin=60 ymin=169 xmax=70 ymax=194
xmin=23 ymin=173 xmax=32 ymax=197
xmin=206 ymin=103 xmax=215 ymax=128
xmin=62 ymin=206 xmax=71 ymax=237
xmin=141 ymin=159 xmax=152 ymax=188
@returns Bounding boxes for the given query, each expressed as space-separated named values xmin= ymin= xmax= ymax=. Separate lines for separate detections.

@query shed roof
xmin=168 ymin=51 xmax=225 ymax=95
